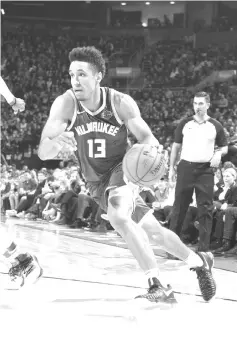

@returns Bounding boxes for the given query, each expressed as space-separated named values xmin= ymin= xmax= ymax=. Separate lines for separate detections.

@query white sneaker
xmin=9 ymin=253 xmax=43 ymax=288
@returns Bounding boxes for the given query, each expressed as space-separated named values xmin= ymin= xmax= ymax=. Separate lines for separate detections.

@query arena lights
xmin=121 ymin=2 xmax=127 ymax=6
xmin=142 ymin=22 xmax=148 ymax=27
xmin=170 ymin=1 xmax=175 ymax=4
xmin=145 ymin=2 xmax=150 ymax=5
xmin=1 ymin=9 xmax=5 ymax=15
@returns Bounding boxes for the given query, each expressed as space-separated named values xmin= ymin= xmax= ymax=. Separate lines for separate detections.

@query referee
xmin=168 ymin=91 xmax=228 ymax=251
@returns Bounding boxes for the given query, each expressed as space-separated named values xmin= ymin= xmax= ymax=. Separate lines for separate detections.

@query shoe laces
xmin=138 ymin=283 xmax=171 ymax=301
xmin=9 ymin=256 xmax=33 ymax=281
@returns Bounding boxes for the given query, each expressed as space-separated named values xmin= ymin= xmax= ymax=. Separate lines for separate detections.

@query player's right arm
xmin=38 ymin=94 xmax=77 ymax=161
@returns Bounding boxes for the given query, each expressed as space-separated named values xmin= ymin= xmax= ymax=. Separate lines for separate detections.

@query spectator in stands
xmin=212 ymin=168 xmax=237 ymax=254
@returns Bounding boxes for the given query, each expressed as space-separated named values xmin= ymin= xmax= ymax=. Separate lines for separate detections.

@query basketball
xmin=122 ymin=144 xmax=167 ymax=187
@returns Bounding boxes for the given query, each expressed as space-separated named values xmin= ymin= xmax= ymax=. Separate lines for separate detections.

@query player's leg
xmin=0 ymin=220 xmax=43 ymax=287
xmin=107 ymin=186 xmax=177 ymax=303
xmin=140 ymin=210 xmax=216 ymax=302
xmin=103 ymin=164 xmax=176 ymax=303
xmin=108 ymin=185 xmax=158 ymax=272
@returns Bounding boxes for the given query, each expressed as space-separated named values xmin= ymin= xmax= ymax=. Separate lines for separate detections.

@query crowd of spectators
xmin=142 ymin=41 xmax=237 ymax=88
xmin=1 ymin=162 xmax=111 ymax=232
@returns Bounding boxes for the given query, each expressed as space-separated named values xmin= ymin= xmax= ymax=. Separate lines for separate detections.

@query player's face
xmin=193 ymin=97 xmax=210 ymax=116
xmin=69 ymin=61 xmax=101 ymax=101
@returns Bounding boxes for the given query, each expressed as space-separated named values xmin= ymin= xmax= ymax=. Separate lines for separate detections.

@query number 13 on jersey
xmin=87 ymin=139 xmax=106 ymax=158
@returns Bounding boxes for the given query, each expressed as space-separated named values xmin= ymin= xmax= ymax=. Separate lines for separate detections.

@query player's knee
xmin=108 ymin=195 xmax=123 ymax=210
xmin=108 ymin=196 xmax=133 ymax=227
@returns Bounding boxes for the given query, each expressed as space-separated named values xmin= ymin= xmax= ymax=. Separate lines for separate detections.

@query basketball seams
xmin=123 ymin=144 xmax=166 ymax=186
xmin=141 ymin=154 xmax=166 ymax=182
xmin=135 ymin=145 xmax=146 ymax=185
xmin=137 ymin=145 xmax=159 ymax=183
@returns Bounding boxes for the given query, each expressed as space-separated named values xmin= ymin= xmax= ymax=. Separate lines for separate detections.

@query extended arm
xmin=38 ymin=94 xmax=76 ymax=160
xmin=113 ymin=91 xmax=160 ymax=147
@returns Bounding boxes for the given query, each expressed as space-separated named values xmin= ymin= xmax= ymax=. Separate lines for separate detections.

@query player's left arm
xmin=113 ymin=91 xmax=160 ymax=147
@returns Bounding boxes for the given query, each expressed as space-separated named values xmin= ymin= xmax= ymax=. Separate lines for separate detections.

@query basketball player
xmin=0 ymin=77 xmax=43 ymax=287
xmin=38 ymin=46 xmax=216 ymax=303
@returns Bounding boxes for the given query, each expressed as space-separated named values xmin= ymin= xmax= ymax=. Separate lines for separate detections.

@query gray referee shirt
xmin=174 ymin=117 xmax=227 ymax=162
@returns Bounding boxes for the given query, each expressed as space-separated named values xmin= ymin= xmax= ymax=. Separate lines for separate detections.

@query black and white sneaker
xmin=9 ymin=253 xmax=43 ymax=288
xmin=135 ymin=277 xmax=177 ymax=304
xmin=191 ymin=252 xmax=216 ymax=302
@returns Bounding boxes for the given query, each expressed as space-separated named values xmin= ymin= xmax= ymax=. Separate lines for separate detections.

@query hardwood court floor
xmin=0 ymin=218 xmax=236 ymax=345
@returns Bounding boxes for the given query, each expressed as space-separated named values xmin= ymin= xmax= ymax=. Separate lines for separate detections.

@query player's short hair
xmin=194 ymin=91 xmax=210 ymax=103
xmin=69 ymin=46 xmax=106 ymax=78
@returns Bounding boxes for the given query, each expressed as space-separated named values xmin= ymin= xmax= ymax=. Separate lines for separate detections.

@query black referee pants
xmin=170 ymin=160 xmax=214 ymax=251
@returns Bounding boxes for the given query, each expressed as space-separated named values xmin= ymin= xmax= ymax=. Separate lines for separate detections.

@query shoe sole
xmin=198 ymin=252 xmax=216 ymax=302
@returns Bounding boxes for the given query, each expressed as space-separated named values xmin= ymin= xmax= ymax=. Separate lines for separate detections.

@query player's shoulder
xmin=112 ymin=88 xmax=138 ymax=121
xmin=51 ymin=90 xmax=75 ymax=120
xmin=54 ymin=90 xmax=74 ymax=105
xmin=112 ymin=88 xmax=132 ymax=105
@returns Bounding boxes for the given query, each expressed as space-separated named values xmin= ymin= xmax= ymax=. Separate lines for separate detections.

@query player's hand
xmin=12 ymin=98 xmax=26 ymax=114
xmin=52 ymin=131 xmax=77 ymax=153
xmin=210 ymin=152 xmax=222 ymax=168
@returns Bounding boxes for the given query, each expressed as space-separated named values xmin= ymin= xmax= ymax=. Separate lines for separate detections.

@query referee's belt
xmin=181 ymin=159 xmax=211 ymax=166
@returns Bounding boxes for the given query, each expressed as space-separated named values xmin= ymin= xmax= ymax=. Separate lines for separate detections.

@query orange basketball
xmin=122 ymin=144 xmax=167 ymax=187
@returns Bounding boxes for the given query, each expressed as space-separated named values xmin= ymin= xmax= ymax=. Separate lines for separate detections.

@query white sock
xmin=145 ymin=268 xmax=159 ymax=280
xmin=185 ymin=251 xmax=203 ymax=269
xmin=1 ymin=242 xmax=20 ymax=266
